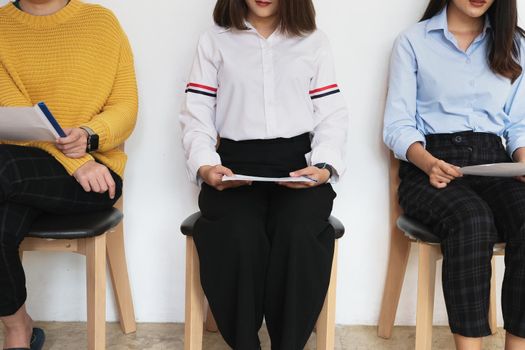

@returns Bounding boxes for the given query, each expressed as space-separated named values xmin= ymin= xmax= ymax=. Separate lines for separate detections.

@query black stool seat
xmin=397 ymin=215 xmax=440 ymax=244
xmin=181 ymin=212 xmax=345 ymax=239
xmin=27 ymin=208 xmax=123 ymax=240
xmin=397 ymin=214 xmax=506 ymax=247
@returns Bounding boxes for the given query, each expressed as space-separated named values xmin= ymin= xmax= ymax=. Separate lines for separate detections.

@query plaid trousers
xmin=398 ymin=131 xmax=525 ymax=338
xmin=0 ymin=145 xmax=122 ymax=316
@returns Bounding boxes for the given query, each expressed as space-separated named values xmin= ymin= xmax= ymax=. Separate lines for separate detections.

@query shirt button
xmin=467 ymin=147 xmax=473 ymax=152
xmin=466 ymin=58 xmax=471 ymax=64
xmin=454 ymin=136 xmax=463 ymax=143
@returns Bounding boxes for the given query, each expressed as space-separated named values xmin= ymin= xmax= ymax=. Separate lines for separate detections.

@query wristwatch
xmin=80 ymin=126 xmax=99 ymax=153
xmin=314 ymin=163 xmax=335 ymax=179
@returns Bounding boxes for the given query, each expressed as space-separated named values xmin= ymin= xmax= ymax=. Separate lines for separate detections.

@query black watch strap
xmin=314 ymin=163 xmax=334 ymax=179
xmin=80 ymin=126 xmax=99 ymax=152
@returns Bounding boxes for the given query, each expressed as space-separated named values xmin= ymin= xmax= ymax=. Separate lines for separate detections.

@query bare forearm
xmin=406 ymin=142 xmax=437 ymax=175
xmin=405 ymin=141 xmax=462 ymax=189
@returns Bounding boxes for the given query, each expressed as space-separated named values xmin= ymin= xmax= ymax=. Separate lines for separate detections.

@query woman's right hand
xmin=407 ymin=142 xmax=462 ymax=189
xmin=424 ymin=158 xmax=463 ymax=189
xmin=73 ymin=160 xmax=116 ymax=199
xmin=198 ymin=165 xmax=251 ymax=191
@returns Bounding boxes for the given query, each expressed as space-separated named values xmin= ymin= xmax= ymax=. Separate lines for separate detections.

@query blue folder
xmin=37 ymin=102 xmax=66 ymax=138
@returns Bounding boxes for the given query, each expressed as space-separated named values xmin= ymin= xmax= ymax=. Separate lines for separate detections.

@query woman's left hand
xmin=278 ymin=166 xmax=331 ymax=189
xmin=56 ymin=128 xmax=89 ymax=158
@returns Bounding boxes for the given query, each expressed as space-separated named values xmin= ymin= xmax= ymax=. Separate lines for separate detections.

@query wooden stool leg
xmin=378 ymin=229 xmax=412 ymax=338
xmin=415 ymin=243 xmax=438 ymax=350
xmin=316 ymin=241 xmax=338 ymax=350
xmin=185 ymin=237 xmax=204 ymax=350
xmin=86 ymin=234 xmax=107 ymax=350
xmin=489 ymin=257 xmax=498 ymax=335
xmin=205 ymin=300 xmax=219 ymax=332
xmin=106 ymin=222 xmax=136 ymax=334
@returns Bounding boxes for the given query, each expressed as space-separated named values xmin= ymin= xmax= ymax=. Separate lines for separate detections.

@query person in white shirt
xmin=180 ymin=0 xmax=348 ymax=348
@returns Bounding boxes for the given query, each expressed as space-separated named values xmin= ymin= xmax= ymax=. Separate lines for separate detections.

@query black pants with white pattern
xmin=399 ymin=131 xmax=525 ymax=338
xmin=194 ymin=134 xmax=336 ymax=350
xmin=0 ymin=145 xmax=122 ymax=316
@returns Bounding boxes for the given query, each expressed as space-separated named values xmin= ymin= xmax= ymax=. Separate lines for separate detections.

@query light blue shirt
xmin=383 ymin=7 xmax=525 ymax=161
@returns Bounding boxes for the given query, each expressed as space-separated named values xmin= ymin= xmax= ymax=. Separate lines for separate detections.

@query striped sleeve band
xmin=185 ymin=83 xmax=218 ymax=97
xmin=309 ymin=84 xmax=340 ymax=100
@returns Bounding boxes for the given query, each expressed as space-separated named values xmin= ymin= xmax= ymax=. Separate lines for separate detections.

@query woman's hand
xmin=73 ymin=161 xmax=116 ymax=199
xmin=424 ymin=158 xmax=463 ymax=189
xmin=407 ymin=142 xmax=462 ymax=189
xmin=198 ymin=165 xmax=251 ymax=191
xmin=279 ymin=166 xmax=331 ymax=189
xmin=56 ymin=128 xmax=88 ymax=158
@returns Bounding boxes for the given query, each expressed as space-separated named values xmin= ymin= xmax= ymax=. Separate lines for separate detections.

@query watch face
xmin=314 ymin=163 xmax=333 ymax=178
xmin=89 ymin=134 xmax=99 ymax=152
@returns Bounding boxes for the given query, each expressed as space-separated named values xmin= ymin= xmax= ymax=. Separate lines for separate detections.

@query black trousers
xmin=194 ymin=134 xmax=336 ymax=350
xmin=0 ymin=145 xmax=122 ymax=316
xmin=399 ymin=131 xmax=525 ymax=338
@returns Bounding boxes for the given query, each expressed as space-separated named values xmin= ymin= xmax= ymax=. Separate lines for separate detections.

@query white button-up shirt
xmin=180 ymin=23 xmax=348 ymax=184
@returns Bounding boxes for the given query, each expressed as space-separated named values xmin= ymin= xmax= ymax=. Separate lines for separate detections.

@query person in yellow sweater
xmin=0 ymin=0 xmax=138 ymax=348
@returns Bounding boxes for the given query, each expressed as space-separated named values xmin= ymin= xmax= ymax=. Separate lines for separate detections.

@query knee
xmin=442 ymin=202 xmax=498 ymax=245
xmin=0 ymin=145 xmax=15 ymax=165
xmin=0 ymin=145 xmax=16 ymax=183
xmin=0 ymin=153 xmax=9 ymax=202
xmin=271 ymin=215 xmax=328 ymax=247
xmin=511 ymin=220 xmax=525 ymax=244
xmin=221 ymin=218 xmax=266 ymax=254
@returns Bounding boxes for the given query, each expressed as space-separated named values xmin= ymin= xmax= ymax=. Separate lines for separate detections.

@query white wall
xmin=3 ymin=0 xmax=525 ymax=326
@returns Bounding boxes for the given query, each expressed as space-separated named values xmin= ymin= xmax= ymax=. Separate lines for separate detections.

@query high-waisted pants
xmin=399 ymin=131 xmax=525 ymax=338
xmin=194 ymin=133 xmax=337 ymax=349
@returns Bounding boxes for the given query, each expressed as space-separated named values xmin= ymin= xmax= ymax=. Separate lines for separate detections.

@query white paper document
xmin=0 ymin=103 xmax=65 ymax=142
xmin=460 ymin=163 xmax=525 ymax=177
xmin=222 ymin=174 xmax=316 ymax=183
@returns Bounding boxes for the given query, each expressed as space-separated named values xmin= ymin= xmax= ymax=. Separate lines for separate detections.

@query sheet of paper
xmin=460 ymin=163 xmax=525 ymax=177
xmin=222 ymin=174 xmax=316 ymax=183
xmin=0 ymin=105 xmax=61 ymax=142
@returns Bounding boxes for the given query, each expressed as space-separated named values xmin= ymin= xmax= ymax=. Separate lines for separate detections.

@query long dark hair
xmin=213 ymin=0 xmax=316 ymax=36
xmin=422 ymin=0 xmax=525 ymax=82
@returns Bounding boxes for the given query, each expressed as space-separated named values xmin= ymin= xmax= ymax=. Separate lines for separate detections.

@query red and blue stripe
xmin=309 ymin=84 xmax=340 ymax=100
xmin=185 ymin=83 xmax=217 ymax=98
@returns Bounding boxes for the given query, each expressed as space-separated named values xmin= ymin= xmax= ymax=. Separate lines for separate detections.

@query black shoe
xmin=29 ymin=328 xmax=45 ymax=350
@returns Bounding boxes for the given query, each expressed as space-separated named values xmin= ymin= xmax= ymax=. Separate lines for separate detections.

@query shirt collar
xmin=425 ymin=6 xmax=448 ymax=33
xmin=425 ymin=6 xmax=492 ymax=36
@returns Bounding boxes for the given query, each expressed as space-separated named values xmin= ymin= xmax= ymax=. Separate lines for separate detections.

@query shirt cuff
xmin=393 ymin=131 xmax=427 ymax=162
xmin=187 ymin=150 xmax=222 ymax=185
xmin=309 ymin=146 xmax=345 ymax=183
xmin=82 ymin=118 xmax=110 ymax=150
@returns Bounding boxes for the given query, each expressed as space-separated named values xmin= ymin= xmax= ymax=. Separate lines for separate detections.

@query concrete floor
xmin=0 ymin=323 xmax=507 ymax=349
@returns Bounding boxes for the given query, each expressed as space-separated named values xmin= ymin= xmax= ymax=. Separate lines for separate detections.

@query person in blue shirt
xmin=383 ymin=0 xmax=525 ymax=349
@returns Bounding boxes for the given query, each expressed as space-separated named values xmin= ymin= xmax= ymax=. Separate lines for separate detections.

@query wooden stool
xmin=20 ymin=199 xmax=136 ymax=350
xmin=378 ymin=155 xmax=503 ymax=350
xmin=180 ymin=212 xmax=345 ymax=350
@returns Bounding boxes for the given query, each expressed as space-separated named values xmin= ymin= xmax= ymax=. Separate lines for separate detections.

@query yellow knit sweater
xmin=0 ymin=0 xmax=138 ymax=177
